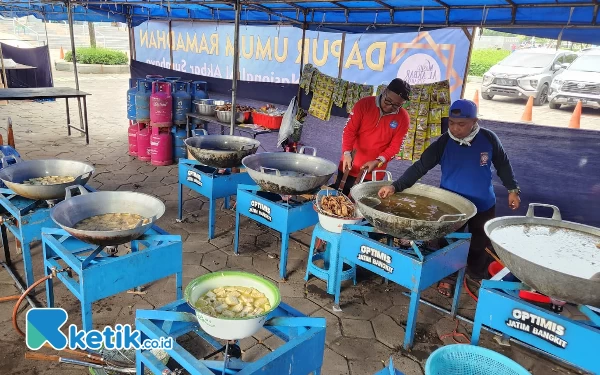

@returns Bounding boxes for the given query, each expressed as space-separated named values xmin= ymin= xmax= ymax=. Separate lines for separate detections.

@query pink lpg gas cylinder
xmin=137 ymin=123 xmax=152 ymax=162
xmin=150 ymin=125 xmax=173 ymax=166
xmin=150 ymin=81 xmax=173 ymax=127
xmin=128 ymin=120 xmax=138 ymax=156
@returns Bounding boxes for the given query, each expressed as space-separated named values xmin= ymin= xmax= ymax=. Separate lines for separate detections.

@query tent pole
xmin=67 ymin=0 xmax=85 ymax=134
xmin=296 ymin=14 xmax=307 ymax=109
xmin=44 ymin=14 xmax=55 ymax=87
xmin=0 ymin=42 xmax=8 ymax=105
xmin=460 ymin=27 xmax=475 ymax=100
xmin=230 ymin=0 xmax=241 ymax=136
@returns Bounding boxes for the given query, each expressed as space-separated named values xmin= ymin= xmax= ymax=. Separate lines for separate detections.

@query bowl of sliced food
xmin=184 ymin=271 xmax=281 ymax=340
xmin=314 ymin=189 xmax=363 ymax=233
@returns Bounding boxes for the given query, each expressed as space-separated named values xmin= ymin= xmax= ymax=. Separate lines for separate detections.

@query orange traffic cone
xmin=520 ymin=96 xmax=534 ymax=122
xmin=569 ymin=101 xmax=582 ymax=129
xmin=60 ymin=46 xmax=64 ymax=59
xmin=473 ymin=90 xmax=480 ymax=111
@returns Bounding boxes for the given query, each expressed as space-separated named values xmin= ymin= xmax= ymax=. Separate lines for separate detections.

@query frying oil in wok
xmin=370 ymin=193 xmax=460 ymax=221
xmin=492 ymin=224 xmax=600 ymax=279
xmin=74 ymin=213 xmax=150 ymax=231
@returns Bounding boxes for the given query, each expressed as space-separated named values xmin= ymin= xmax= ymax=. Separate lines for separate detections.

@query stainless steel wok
xmin=0 ymin=157 xmax=94 ymax=201
xmin=184 ymin=130 xmax=260 ymax=168
xmin=351 ymin=178 xmax=477 ymax=241
xmin=50 ymin=186 xmax=165 ymax=247
xmin=485 ymin=203 xmax=600 ymax=307
xmin=242 ymin=147 xmax=337 ymax=195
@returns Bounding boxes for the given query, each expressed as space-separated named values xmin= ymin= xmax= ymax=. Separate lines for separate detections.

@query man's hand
xmin=378 ymin=185 xmax=396 ymax=199
xmin=343 ymin=153 xmax=353 ymax=172
xmin=361 ymin=160 xmax=380 ymax=174
xmin=508 ymin=192 xmax=520 ymax=210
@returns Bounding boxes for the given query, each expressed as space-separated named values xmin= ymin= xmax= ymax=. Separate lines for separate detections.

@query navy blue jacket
xmin=392 ymin=128 xmax=519 ymax=212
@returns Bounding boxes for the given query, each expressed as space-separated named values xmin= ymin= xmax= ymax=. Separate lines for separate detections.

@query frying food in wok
xmin=320 ymin=195 xmax=356 ymax=218
xmin=73 ymin=213 xmax=150 ymax=232
xmin=194 ymin=286 xmax=271 ymax=319
xmin=23 ymin=176 xmax=76 ymax=186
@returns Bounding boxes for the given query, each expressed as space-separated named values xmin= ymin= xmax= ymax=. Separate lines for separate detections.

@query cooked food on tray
xmin=320 ymin=195 xmax=356 ymax=218
xmin=73 ymin=213 xmax=150 ymax=231
xmin=194 ymin=286 xmax=271 ymax=318
xmin=23 ymin=176 xmax=76 ymax=185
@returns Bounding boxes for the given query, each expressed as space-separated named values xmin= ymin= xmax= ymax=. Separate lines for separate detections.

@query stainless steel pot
xmin=216 ymin=109 xmax=246 ymax=124
xmin=351 ymin=175 xmax=477 ymax=241
xmin=50 ymin=186 xmax=165 ymax=246
xmin=184 ymin=131 xmax=260 ymax=168
xmin=485 ymin=203 xmax=600 ymax=307
xmin=242 ymin=147 xmax=337 ymax=195
xmin=193 ymin=100 xmax=227 ymax=116
xmin=0 ymin=157 xmax=95 ymax=201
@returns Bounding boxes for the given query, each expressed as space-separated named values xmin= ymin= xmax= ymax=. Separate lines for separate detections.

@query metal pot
xmin=485 ymin=203 xmax=600 ymax=307
xmin=242 ymin=147 xmax=337 ymax=195
xmin=0 ymin=157 xmax=95 ymax=201
xmin=50 ymin=186 xmax=165 ymax=247
xmin=184 ymin=131 xmax=260 ymax=168
xmin=193 ymin=100 xmax=227 ymax=116
xmin=351 ymin=175 xmax=477 ymax=241
xmin=184 ymin=271 xmax=281 ymax=340
xmin=216 ymin=109 xmax=246 ymax=124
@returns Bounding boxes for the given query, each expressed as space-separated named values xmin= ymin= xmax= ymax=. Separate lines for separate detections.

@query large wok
xmin=485 ymin=203 xmax=600 ymax=307
xmin=184 ymin=129 xmax=260 ymax=168
xmin=351 ymin=177 xmax=477 ymax=241
xmin=0 ymin=157 xmax=94 ymax=201
xmin=242 ymin=147 xmax=337 ymax=195
xmin=50 ymin=186 xmax=165 ymax=247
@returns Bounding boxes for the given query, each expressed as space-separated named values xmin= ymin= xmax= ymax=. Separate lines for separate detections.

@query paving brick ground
xmin=0 ymin=70 xmax=590 ymax=375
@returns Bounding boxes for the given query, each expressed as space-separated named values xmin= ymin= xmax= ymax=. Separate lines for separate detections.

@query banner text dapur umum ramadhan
xmin=138 ymin=29 xmax=386 ymax=83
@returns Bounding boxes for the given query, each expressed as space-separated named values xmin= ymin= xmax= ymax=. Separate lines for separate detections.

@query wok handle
xmin=260 ymin=167 xmax=281 ymax=176
xmin=64 ymin=185 xmax=88 ymax=200
xmin=437 ymin=213 xmax=466 ymax=222
xmin=526 ymin=203 xmax=562 ymax=221
xmin=240 ymin=144 xmax=255 ymax=151
xmin=192 ymin=129 xmax=208 ymax=136
xmin=371 ymin=170 xmax=393 ymax=182
xmin=298 ymin=146 xmax=317 ymax=156
xmin=77 ymin=170 xmax=93 ymax=181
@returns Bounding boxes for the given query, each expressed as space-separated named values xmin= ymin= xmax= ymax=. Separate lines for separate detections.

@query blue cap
xmin=449 ymin=99 xmax=478 ymax=119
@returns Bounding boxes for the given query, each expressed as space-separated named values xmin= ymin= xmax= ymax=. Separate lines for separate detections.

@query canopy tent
xmin=1 ymin=0 xmax=599 ymax=43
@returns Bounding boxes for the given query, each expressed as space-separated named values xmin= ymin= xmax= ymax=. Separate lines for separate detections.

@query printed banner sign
xmin=134 ymin=21 xmax=471 ymax=102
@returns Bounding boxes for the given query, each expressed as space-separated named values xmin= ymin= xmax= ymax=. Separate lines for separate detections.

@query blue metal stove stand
xmin=0 ymin=186 xmax=85 ymax=288
xmin=135 ymin=299 xmax=327 ymax=375
xmin=336 ymin=223 xmax=471 ymax=349
xmin=472 ymin=277 xmax=600 ymax=374
xmin=42 ymin=227 xmax=183 ymax=332
xmin=234 ymin=184 xmax=319 ymax=280
xmin=178 ymin=159 xmax=254 ymax=240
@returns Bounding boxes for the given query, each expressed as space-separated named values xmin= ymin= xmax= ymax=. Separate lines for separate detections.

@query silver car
xmin=481 ymin=49 xmax=578 ymax=106
xmin=548 ymin=50 xmax=600 ymax=110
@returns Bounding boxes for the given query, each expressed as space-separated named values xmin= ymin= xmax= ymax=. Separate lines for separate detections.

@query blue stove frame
xmin=178 ymin=159 xmax=254 ymax=240
xmin=336 ymin=223 xmax=472 ymax=349
xmin=135 ymin=299 xmax=326 ymax=375
xmin=472 ymin=273 xmax=600 ymax=374
xmin=233 ymin=184 xmax=318 ymax=280
xmin=42 ymin=227 xmax=183 ymax=332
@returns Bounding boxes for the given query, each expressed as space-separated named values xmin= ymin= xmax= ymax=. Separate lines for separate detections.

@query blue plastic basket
xmin=425 ymin=345 xmax=531 ymax=375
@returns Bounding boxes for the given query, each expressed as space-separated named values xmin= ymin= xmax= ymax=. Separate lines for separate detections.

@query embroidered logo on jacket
xmin=390 ymin=120 xmax=398 ymax=129
xmin=480 ymin=152 xmax=489 ymax=166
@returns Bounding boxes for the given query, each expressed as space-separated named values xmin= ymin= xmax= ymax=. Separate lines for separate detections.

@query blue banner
xmin=134 ymin=21 xmax=470 ymax=102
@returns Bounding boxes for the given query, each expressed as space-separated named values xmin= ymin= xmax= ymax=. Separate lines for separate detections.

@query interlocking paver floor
xmin=0 ymin=70 xmax=588 ymax=375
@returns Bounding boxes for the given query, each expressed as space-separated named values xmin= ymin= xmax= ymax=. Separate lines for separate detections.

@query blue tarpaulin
xmin=0 ymin=0 xmax=598 ymax=43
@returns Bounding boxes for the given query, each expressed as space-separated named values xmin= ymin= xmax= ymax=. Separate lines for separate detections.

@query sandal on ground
xmin=437 ymin=280 xmax=456 ymax=298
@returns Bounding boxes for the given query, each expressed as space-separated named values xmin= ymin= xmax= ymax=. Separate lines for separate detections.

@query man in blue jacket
xmin=378 ymin=99 xmax=521 ymax=296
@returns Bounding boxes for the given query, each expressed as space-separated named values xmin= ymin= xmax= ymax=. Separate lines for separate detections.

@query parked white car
xmin=481 ymin=49 xmax=578 ymax=106
xmin=548 ymin=50 xmax=600 ymax=110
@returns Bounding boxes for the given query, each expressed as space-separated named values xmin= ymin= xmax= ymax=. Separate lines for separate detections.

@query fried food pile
xmin=320 ymin=195 xmax=356 ymax=218
xmin=215 ymin=104 xmax=254 ymax=112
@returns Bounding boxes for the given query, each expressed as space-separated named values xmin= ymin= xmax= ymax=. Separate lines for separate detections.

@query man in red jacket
xmin=332 ymin=78 xmax=412 ymax=195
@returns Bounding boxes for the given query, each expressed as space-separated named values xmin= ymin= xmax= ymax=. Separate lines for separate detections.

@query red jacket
xmin=340 ymin=96 xmax=410 ymax=179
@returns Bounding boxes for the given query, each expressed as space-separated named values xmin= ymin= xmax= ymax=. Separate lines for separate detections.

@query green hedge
xmin=468 ymin=49 xmax=511 ymax=77
xmin=64 ymin=47 xmax=128 ymax=65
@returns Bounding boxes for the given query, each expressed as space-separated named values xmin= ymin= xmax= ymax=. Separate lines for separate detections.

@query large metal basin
xmin=185 ymin=134 xmax=260 ymax=168
xmin=242 ymin=147 xmax=337 ymax=195
xmin=351 ymin=181 xmax=477 ymax=241
xmin=50 ymin=186 xmax=165 ymax=247
xmin=0 ymin=158 xmax=94 ymax=200
xmin=485 ymin=203 xmax=600 ymax=307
